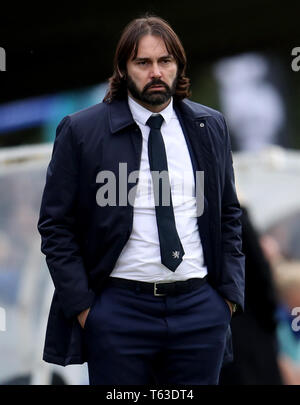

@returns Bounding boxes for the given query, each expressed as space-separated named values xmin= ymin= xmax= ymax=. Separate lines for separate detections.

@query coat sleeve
xmin=217 ymin=115 xmax=245 ymax=312
xmin=37 ymin=116 xmax=96 ymax=319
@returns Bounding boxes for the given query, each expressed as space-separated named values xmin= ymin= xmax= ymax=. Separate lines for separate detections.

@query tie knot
xmin=146 ymin=114 xmax=164 ymax=130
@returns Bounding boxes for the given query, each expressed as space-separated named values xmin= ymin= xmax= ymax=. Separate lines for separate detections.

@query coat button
xmin=199 ymin=122 xmax=205 ymax=127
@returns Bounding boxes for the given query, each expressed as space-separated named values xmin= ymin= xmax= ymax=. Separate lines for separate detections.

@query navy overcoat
xmin=38 ymin=97 xmax=245 ymax=366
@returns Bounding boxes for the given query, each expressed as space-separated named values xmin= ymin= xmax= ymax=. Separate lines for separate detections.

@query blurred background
xmin=1 ymin=0 xmax=300 ymax=385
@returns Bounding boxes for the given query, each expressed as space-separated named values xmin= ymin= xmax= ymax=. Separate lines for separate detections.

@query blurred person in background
xmin=273 ymin=260 xmax=300 ymax=385
xmin=37 ymin=14 xmax=244 ymax=385
xmin=219 ymin=205 xmax=283 ymax=385
xmin=214 ymin=53 xmax=285 ymax=152
xmin=260 ymin=233 xmax=283 ymax=269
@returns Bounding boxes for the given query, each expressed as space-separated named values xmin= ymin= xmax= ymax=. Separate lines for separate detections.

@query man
xmin=38 ymin=15 xmax=245 ymax=385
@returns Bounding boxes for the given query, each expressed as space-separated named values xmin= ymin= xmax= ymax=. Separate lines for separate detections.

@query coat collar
xmin=107 ymin=97 xmax=213 ymax=134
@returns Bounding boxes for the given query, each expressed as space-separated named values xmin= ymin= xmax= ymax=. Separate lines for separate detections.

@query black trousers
xmin=83 ymin=279 xmax=231 ymax=385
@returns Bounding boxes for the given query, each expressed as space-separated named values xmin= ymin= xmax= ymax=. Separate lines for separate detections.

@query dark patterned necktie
xmin=146 ymin=114 xmax=185 ymax=272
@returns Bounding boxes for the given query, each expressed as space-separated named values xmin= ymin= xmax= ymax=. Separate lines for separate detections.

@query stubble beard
xmin=126 ymin=74 xmax=178 ymax=106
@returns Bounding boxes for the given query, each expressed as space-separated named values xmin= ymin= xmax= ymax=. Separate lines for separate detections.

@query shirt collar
xmin=128 ymin=95 xmax=174 ymax=127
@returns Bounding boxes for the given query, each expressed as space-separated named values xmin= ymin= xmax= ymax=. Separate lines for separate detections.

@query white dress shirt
xmin=110 ymin=95 xmax=208 ymax=282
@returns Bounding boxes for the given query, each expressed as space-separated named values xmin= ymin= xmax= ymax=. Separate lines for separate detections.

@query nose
xmin=150 ymin=62 xmax=162 ymax=78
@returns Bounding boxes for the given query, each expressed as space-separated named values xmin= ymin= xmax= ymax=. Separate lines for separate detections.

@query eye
xmin=161 ymin=59 xmax=171 ymax=64
xmin=137 ymin=61 xmax=148 ymax=65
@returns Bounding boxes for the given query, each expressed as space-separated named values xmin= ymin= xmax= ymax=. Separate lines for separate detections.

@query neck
xmin=128 ymin=93 xmax=171 ymax=113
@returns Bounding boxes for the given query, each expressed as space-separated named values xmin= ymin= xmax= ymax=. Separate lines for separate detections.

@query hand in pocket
xmin=77 ymin=307 xmax=91 ymax=329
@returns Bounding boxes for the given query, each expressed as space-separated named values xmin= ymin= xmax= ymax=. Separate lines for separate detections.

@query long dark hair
xmin=103 ymin=14 xmax=191 ymax=102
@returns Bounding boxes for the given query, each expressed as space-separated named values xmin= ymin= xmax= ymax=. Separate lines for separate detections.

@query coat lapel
xmin=174 ymin=100 xmax=218 ymax=273
xmin=107 ymin=98 xmax=135 ymax=134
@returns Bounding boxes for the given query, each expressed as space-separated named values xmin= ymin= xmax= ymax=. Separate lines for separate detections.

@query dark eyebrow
xmin=133 ymin=55 xmax=174 ymax=62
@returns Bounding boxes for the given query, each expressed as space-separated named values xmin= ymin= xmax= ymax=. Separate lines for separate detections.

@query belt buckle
xmin=154 ymin=281 xmax=169 ymax=296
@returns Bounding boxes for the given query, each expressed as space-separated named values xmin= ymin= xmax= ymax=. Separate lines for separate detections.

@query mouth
xmin=148 ymin=85 xmax=166 ymax=91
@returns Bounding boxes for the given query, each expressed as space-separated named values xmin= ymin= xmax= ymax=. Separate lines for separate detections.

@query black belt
xmin=107 ymin=276 xmax=207 ymax=296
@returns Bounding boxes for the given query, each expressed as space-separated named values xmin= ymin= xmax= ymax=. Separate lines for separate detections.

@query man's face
xmin=126 ymin=34 xmax=178 ymax=111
